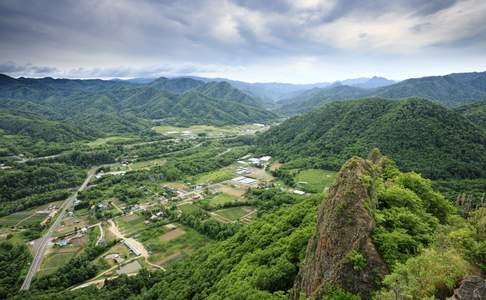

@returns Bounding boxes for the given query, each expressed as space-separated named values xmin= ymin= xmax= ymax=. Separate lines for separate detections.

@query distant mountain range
xmin=258 ymin=97 xmax=486 ymax=179
xmin=0 ymin=74 xmax=277 ymax=154
xmin=279 ymin=71 xmax=486 ymax=114
xmin=125 ymin=75 xmax=397 ymax=102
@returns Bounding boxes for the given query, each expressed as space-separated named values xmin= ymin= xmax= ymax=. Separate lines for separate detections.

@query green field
xmin=129 ymin=158 xmax=167 ymax=170
xmin=199 ymin=193 xmax=243 ymax=209
xmin=38 ymin=245 xmax=82 ymax=276
xmin=88 ymin=136 xmax=135 ymax=147
xmin=115 ymin=213 xmax=147 ymax=237
xmin=214 ymin=206 xmax=252 ymax=221
xmin=141 ymin=225 xmax=207 ymax=266
xmin=294 ymin=169 xmax=338 ymax=193
xmin=0 ymin=211 xmax=34 ymax=227
xmin=178 ymin=203 xmax=204 ymax=214
xmin=153 ymin=124 xmax=267 ymax=138
xmin=194 ymin=167 xmax=235 ymax=184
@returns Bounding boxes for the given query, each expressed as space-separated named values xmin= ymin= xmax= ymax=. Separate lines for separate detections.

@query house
xmin=57 ymin=239 xmax=69 ymax=247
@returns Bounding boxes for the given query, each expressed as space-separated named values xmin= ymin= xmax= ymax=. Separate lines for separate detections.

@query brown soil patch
xmin=159 ymin=228 xmax=186 ymax=241
xmin=219 ymin=185 xmax=245 ymax=197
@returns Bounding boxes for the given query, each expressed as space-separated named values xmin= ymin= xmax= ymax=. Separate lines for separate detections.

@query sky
xmin=1 ymin=0 xmax=486 ymax=83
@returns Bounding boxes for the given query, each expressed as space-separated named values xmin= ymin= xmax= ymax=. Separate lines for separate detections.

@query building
xmin=123 ymin=239 xmax=141 ymax=256
xmin=231 ymin=176 xmax=257 ymax=185
xmin=292 ymin=190 xmax=306 ymax=195
xmin=57 ymin=239 xmax=69 ymax=247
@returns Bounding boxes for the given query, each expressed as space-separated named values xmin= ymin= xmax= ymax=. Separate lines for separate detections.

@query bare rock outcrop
xmin=292 ymin=153 xmax=388 ymax=299
xmin=453 ymin=276 xmax=486 ymax=300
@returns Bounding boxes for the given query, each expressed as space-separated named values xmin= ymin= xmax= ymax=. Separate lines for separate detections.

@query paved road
xmin=20 ymin=168 xmax=96 ymax=291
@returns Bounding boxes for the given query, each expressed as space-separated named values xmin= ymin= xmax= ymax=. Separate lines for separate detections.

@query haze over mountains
xmin=278 ymin=71 xmax=486 ymax=114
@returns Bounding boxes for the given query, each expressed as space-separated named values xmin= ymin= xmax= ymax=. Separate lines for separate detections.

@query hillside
xmin=278 ymin=85 xmax=370 ymax=115
xmin=15 ymin=153 xmax=483 ymax=300
xmin=0 ymin=74 xmax=277 ymax=142
xmin=455 ymin=100 xmax=486 ymax=131
xmin=258 ymin=97 xmax=486 ymax=179
xmin=279 ymin=71 xmax=486 ymax=115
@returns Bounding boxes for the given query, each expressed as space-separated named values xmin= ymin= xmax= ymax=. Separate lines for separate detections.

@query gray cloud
xmin=0 ymin=0 xmax=485 ymax=82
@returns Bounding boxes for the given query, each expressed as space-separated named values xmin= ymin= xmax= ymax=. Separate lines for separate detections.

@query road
xmin=20 ymin=168 xmax=97 ymax=291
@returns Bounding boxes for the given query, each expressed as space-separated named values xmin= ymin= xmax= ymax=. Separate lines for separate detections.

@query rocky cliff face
xmin=292 ymin=153 xmax=388 ymax=299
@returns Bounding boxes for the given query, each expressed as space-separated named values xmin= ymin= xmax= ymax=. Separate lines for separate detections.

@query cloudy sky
xmin=1 ymin=0 xmax=486 ymax=83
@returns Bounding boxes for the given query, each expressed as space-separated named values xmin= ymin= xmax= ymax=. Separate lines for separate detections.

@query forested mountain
xmin=279 ymin=71 xmax=486 ymax=115
xmin=148 ymin=77 xmax=204 ymax=94
xmin=258 ymin=97 xmax=486 ymax=179
xmin=338 ymin=76 xmax=396 ymax=89
xmin=0 ymin=74 xmax=276 ymax=152
xmin=15 ymin=153 xmax=484 ymax=300
xmin=278 ymin=85 xmax=369 ymax=115
xmin=455 ymin=100 xmax=486 ymax=131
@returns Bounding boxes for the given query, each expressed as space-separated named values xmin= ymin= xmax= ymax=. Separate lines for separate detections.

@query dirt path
xmin=96 ymin=223 xmax=104 ymax=246
xmin=15 ymin=213 xmax=36 ymax=226
xmin=110 ymin=201 xmax=124 ymax=214
xmin=108 ymin=220 xmax=165 ymax=271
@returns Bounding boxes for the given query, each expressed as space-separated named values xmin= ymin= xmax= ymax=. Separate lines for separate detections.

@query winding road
xmin=20 ymin=168 xmax=97 ymax=291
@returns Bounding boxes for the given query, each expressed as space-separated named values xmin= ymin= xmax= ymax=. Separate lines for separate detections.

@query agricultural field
xmin=87 ymin=136 xmax=136 ymax=147
xmin=199 ymin=193 xmax=242 ymax=209
xmin=37 ymin=235 xmax=88 ymax=277
xmin=140 ymin=224 xmax=207 ymax=266
xmin=294 ymin=169 xmax=338 ymax=193
xmin=213 ymin=206 xmax=255 ymax=223
xmin=153 ymin=124 xmax=268 ymax=138
xmin=0 ymin=200 xmax=64 ymax=228
xmin=193 ymin=167 xmax=235 ymax=184
xmin=129 ymin=157 xmax=167 ymax=170
xmin=114 ymin=213 xmax=148 ymax=237
xmin=178 ymin=203 xmax=204 ymax=214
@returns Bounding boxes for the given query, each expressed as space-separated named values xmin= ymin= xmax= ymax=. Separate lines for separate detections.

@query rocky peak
xmin=292 ymin=152 xmax=388 ymax=299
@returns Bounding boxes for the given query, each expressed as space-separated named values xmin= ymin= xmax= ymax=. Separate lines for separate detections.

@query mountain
xmin=0 ymin=74 xmax=277 ymax=130
xmin=455 ymin=100 xmax=486 ymax=131
xmin=19 ymin=152 xmax=476 ymax=300
xmin=182 ymin=75 xmax=395 ymax=101
xmin=278 ymin=85 xmax=370 ymax=115
xmin=292 ymin=151 xmax=455 ymax=299
xmin=292 ymin=153 xmax=389 ymax=299
xmin=148 ymin=77 xmax=204 ymax=94
xmin=338 ymin=76 xmax=396 ymax=89
xmin=258 ymin=97 xmax=486 ymax=179
xmin=121 ymin=80 xmax=277 ymax=125
xmin=279 ymin=71 xmax=486 ymax=115
xmin=374 ymin=72 xmax=486 ymax=106
xmin=0 ymin=74 xmax=277 ymax=155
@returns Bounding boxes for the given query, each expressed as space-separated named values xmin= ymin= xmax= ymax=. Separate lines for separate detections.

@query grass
xmin=214 ymin=206 xmax=252 ymax=221
xmin=87 ymin=136 xmax=135 ymax=147
xmin=38 ymin=242 xmax=85 ymax=276
xmin=142 ymin=225 xmax=207 ymax=266
xmin=194 ymin=167 xmax=235 ymax=184
xmin=153 ymin=124 xmax=268 ymax=138
xmin=294 ymin=169 xmax=338 ymax=193
xmin=178 ymin=203 xmax=204 ymax=214
xmin=129 ymin=158 xmax=167 ymax=170
xmin=115 ymin=213 xmax=147 ymax=237
xmin=206 ymin=193 xmax=240 ymax=207
xmin=0 ymin=211 xmax=33 ymax=227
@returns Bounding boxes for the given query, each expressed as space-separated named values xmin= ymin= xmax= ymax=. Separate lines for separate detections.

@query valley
xmin=0 ymin=72 xmax=485 ymax=300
